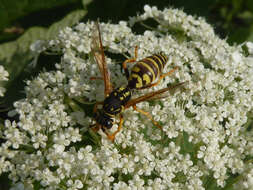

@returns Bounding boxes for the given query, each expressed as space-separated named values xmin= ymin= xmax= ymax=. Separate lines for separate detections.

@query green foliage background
xmin=0 ymin=0 xmax=253 ymax=189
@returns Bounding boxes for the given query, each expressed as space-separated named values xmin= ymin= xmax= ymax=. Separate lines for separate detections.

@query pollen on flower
xmin=0 ymin=4 xmax=252 ymax=190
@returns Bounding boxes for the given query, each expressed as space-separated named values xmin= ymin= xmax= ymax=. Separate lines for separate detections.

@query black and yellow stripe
xmin=103 ymin=86 xmax=132 ymax=115
xmin=128 ymin=53 xmax=168 ymax=89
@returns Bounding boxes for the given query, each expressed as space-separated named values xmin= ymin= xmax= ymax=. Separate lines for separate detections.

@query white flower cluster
xmin=0 ymin=65 xmax=9 ymax=96
xmin=1 ymin=5 xmax=253 ymax=190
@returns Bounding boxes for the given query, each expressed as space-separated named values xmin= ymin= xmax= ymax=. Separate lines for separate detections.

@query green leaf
xmin=0 ymin=9 xmax=87 ymax=106
xmin=47 ymin=10 xmax=87 ymax=38
xmin=246 ymin=25 xmax=253 ymax=42
xmin=245 ymin=0 xmax=253 ymax=12
xmin=227 ymin=27 xmax=251 ymax=44
xmin=237 ymin=11 xmax=253 ymax=20
xmin=0 ymin=0 xmax=81 ymax=31
xmin=82 ymin=0 xmax=93 ymax=7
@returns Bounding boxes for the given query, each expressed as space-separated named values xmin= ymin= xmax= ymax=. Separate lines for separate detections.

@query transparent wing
xmin=125 ymin=81 xmax=188 ymax=108
xmin=91 ymin=21 xmax=113 ymax=96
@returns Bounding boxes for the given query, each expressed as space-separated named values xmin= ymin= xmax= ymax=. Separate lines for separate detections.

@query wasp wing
xmin=125 ymin=81 xmax=187 ymax=109
xmin=91 ymin=21 xmax=113 ymax=97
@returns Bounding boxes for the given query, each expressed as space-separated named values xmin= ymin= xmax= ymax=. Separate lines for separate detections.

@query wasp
xmin=90 ymin=21 xmax=186 ymax=141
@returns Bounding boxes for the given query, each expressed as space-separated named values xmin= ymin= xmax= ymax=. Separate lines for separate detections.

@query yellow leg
xmin=160 ymin=66 xmax=179 ymax=79
xmin=133 ymin=105 xmax=162 ymax=129
xmin=134 ymin=45 xmax=138 ymax=60
xmin=105 ymin=114 xmax=124 ymax=141
xmin=122 ymin=46 xmax=138 ymax=79
xmin=122 ymin=46 xmax=138 ymax=68
xmin=139 ymin=66 xmax=179 ymax=90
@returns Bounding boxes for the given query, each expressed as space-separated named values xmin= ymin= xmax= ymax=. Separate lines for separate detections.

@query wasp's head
xmin=93 ymin=110 xmax=114 ymax=129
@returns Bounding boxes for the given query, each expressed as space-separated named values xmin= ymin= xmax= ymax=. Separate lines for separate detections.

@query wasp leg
xmin=133 ymin=105 xmax=162 ymax=129
xmin=139 ymin=66 xmax=179 ymax=90
xmin=105 ymin=114 xmax=124 ymax=142
xmin=90 ymin=123 xmax=101 ymax=132
xmin=122 ymin=46 xmax=138 ymax=79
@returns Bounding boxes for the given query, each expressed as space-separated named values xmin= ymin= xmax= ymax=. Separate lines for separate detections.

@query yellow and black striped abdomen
xmin=128 ymin=53 xmax=168 ymax=89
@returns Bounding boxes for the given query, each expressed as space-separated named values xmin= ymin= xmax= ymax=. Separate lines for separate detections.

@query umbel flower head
xmin=0 ymin=65 xmax=9 ymax=97
xmin=1 ymin=5 xmax=253 ymax=190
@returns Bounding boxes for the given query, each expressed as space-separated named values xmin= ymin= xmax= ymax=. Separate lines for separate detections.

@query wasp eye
xmin=106 ymin=120 xmax=113 ymax=129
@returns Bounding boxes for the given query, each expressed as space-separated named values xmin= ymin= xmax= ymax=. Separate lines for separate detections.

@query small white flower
xmin=1 ymin=5 xmax=253 ymax=190
xmin=245 ymin=42 xmax=253 ymax=55
xmin=30 ymin=40 xmax=46 ymax=53
xmin=0 ymin=65 xmax=9 ymax=96
xmin=10 ymin=182 xmax=25 ymax=190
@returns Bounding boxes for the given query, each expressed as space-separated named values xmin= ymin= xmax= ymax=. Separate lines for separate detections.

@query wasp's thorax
xmin=94 ymin=86 xmax=132 ymax=129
